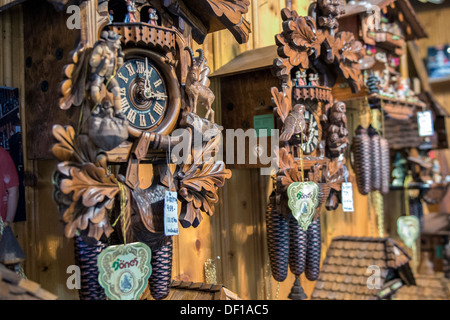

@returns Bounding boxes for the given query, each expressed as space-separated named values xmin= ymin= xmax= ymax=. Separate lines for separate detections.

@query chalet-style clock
xmin=53 ymin=0 xmax=252 ymax=301
xmin=267 ymin=4 xmax=364 ymax=300
xmin=118 ymin=48 xmax=181 ymax=138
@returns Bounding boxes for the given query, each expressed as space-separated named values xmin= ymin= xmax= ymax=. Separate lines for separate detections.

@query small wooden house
xmin=394 ymin=274 xmax=450 ymax=300
xmin=0 ymin=264 xmax=57 ymax=300
xmin=141 ymin=280 xmax=241 ymax=300
xmin=311 ymin=236 xmax=415 ymax=300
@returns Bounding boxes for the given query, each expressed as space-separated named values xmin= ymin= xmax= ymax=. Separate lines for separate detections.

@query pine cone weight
xmin=266 ymin=198 xmax=289 ymax=282
xmin=352 ymin=126 xmax=372 ymax=195
xmin=380 ymin=137 xmax=390 ymax=194
xmin=368 ymin=126 xmax=381 ymax=192
xmin=149 ymin=238 xmax=173 ymax=300
xmin=288 ymin=216 xmax=307 ymax=277
xmin=73 ymin=236 xmax=107 ymax=300
xmin=305 ymin=216 xmax=321 ymax=281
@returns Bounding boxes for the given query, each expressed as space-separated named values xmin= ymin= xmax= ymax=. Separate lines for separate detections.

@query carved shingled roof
xmin=394 ymin=274 xmax=450 ymax=300
xmin=0 ymin=264 xmax=58 ymax=300
xmin=311 ymin=236 xmax=414 ymax=300
xmin=141 ymin=280 xmax=242 ymax=300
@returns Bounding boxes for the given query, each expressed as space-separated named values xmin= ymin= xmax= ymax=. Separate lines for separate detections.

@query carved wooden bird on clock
xmin=280 ymin=104 xmax=307 ymax=157
xmin=280 ymin=104 xmax=306 ymax=142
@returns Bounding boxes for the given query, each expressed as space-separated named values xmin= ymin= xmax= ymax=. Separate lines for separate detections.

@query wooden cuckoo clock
xmin=266 ymin=4 xmax=364 ymax=299
xmin=51 ymin=0 xmax=251 ymax=301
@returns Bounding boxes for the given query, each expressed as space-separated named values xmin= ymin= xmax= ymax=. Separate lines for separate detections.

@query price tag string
xmin=112 ymin=181 xmax=129 ymax=245
xmin=289 ymin=112 xmax=304 ymax=182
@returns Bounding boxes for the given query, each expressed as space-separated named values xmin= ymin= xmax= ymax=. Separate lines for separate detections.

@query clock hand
xmin=148 ymin=91 xmax=168 ymax=100
xmin=143 ymin=57 xmax=152 ymax=98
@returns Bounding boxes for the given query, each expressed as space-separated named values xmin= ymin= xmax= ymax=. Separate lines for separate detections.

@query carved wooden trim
xmin=293 ymin=86 xmax=333 ymax=104
xmin=107 ymin=23 xmax=177 ymax=53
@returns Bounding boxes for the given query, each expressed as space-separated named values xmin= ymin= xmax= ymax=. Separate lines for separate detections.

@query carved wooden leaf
xmin=276 ymin=147 xmax=296 ymax=171
xmin=276 ymin=33 xmax=310 ymax=69
xmin=62 ymin=197 xmax=114 ymax=239
xmin=336 ymin=32 xmax=363 ymax=63
xmin=280 ymin=7 xmax=298 ymax=21
xmin=59 ymin=44 xmax=89 ymax=110
xmin=333 ymin=31 xmax=364 ymax=91
xmin=287 ymin=17 xmax=324 ymax=57
xmin=205 ymin=0 xmax=250 ymax=24
xmin=271 ymin=86 xmax=292 ymax=123
xmin=52 ymin=125 xmax=76 ymax=162
xmin=180 ymin=159 xmax=231 ymax=195
xmin=58 ymin=162 xmax=120 ymax=208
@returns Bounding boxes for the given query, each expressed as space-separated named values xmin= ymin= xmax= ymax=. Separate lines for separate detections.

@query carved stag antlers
xmin=184 ymin=47 xmax=215 ymax=123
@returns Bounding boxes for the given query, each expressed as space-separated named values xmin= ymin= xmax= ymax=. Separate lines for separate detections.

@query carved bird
xmin=280 ymin=104 xmax=306 ymax=143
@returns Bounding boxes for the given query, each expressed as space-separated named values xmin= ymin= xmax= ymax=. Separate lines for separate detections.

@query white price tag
xmin=341 ymin=182 xmax=354 ymax=212
xmin=417 ymin=111 xmax=434 ymax=137
xmin=164 ymin=191 xmax=179 ymax=236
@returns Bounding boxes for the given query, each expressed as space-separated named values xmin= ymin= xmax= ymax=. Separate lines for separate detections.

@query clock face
xmin=301 ymin=110 xmax=320 ymax=154
xmin=116 ymin=58 xmax=168 ymax=130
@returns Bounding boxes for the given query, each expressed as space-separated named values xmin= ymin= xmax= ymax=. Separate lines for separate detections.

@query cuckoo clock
xmin=266 ymin=4 xmax=364 ymax=299
xmin=51 ymin=0 xmax=251 ymax=300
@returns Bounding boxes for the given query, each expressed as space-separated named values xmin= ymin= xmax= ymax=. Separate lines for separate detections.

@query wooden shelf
xmin=428 ymin=76 xmax=450 ymax=86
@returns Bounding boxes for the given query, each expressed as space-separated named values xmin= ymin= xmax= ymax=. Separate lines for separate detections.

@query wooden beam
xmin=0 ymin=0 xmax=26 ymax=14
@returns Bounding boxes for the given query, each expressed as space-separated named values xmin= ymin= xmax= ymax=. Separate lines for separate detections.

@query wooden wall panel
xmin=414 ymin=4 xmax=450 ymax=213
xmin=23 ymin=0 xmax=80 ymax=159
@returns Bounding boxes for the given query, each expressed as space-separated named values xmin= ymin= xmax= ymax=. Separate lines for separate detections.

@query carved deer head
xmin=185 ymin=47 xmax=206 ymax=83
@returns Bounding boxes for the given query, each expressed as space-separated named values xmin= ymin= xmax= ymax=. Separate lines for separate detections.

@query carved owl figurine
xmin=280 ymin=104 xmax=306 ymax=143
xmin=329 ymin=101 xmax=347 ymax=127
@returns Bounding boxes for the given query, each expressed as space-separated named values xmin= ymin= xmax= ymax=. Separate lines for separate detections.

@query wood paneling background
xmin=0 ymin=0 xmax=446 ymax=301
xmin=413 ymin=2 xmax=450 ymax=214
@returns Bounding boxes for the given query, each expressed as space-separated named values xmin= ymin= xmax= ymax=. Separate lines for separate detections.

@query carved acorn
xmin=368 ymin=126 xmax=381 ymax=192
xmin=351 ymin=126 xmax=372 ymax=195
xmin=266 ymin=194 xmax=289 ymax=282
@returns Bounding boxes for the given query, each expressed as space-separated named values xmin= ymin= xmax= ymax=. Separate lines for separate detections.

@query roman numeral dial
xmin=116 ymin=58 xmax=168 ymax=130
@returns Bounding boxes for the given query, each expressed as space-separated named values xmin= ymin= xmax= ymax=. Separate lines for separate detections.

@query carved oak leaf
xmin=280 ymin=7 xmax=299 ymax=21
xmin=275 ymin=33 xmax=309 ymax=70
xmin=57 ymin=162 xmax=119 ymax=239
xmin=205 ymin=0 xmax=250 ymax=24
xmin=59 ymin=44 xmax=91 ymax=110
xmin=334 ymin=31 xmax=364 ymax=91
xmin=275 ymin=147 xmax=302 ymax=190
xmin=273 ymin=57 xmax=293 ymax=79
xmin=286 ymin=16 xmax=324 ymax=58
xmin=177 ymin=152 xmax=232 ymax=227
xmin=275 ymin=14 xmax=324 ymax=74
xmin=62 ymin=197 xmax=114 ymax=239
xmin=323 ymin=157 xmax=344 ymax=191
xmin=52 ymin=125 xmax=107 ymax=171
xmin=58 ymin=162 xmax=120 ymax=208
xmin=180 ymin=159 xmax=231 ymax=194
xmin=271 ymin=86 xmax=292 ymax=123
xmin=52 ymin=125 xmax=76 ymax=162
xmin=336 ymin=32 xmax=363 ymax=63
